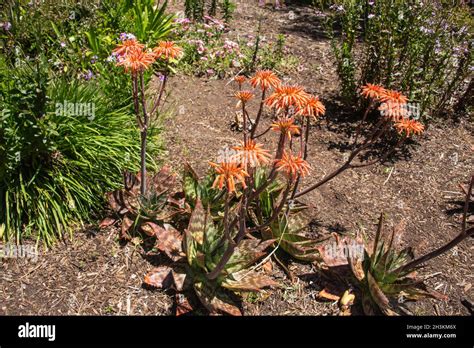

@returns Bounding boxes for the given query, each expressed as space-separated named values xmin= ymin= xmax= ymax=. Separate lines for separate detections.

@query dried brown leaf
xmin=175 ymin=294 xmax=193 ymax=316
xmin=99 ymin=217 xmax=117 ymax=229
xmin=318 ymin=289 xmax=341 ymax=302
xmin=121 ymin=216 xmax=134 ymax=240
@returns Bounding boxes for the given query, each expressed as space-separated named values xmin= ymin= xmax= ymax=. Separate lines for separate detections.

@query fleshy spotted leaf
xmin=144 ymin=266 xmax=174 ymax=289
xmin=194 ymin=282 xmax=242 ymax=316
xmin=141 ymin=221 xmax=164 ymax=237
xmin=121 ymin=215 xmax=134 ymax=240
xmin=367 ymin=272 xmax=399 ymax=316
xmin=222 ymin=270 xmax=279 ymax=292
xmin=187 ymin=199 xmax=205 ymax=246
xmin=183 ymin=163 xmax=200 ymax=203
xmin=224 ymin=238 xmax=276 ymax=274
xmin=349 ymin=252 xmax=366 ymax=282
xmin=211 ymin=290 xmax=242 ymax=316
xmin=269 ymin=215 xmax=326 ymax=262
xmin=175 ymin=294 xmax=193 ymax=316
xmin=153 ymin=224 xmax=184 ymax=261
xmin=172 ymin=266 xmax=192 ymax=292
xmin=185 ymin=200 xmax=207 ymax=266
xmin=99 ymin=217 xmax=117 ymax=229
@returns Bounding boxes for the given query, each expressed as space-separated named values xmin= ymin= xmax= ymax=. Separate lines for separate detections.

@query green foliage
xmin=249 ymin=169 xmax=324 ymax=262
xmin=104 ymin=168 xmax=184 ymax=240
xmin=320 ymin=0 xmax=473 ymax=119
xmin=0 ymin=59 xmax=159 ymax=244
xmin=129 ymin=0 xmax=174 ymax=44
xmin=221 ymin=0 xmax=236 ymax=23
xmin=184 ymin=0 xmax=235 ymax=22
xmin=347 ymin=214 xmax=447 ymax=315
xmin=0 ymin=0 xmax=173 ymax=244
xmin=175 ymin=19 xmax=298 ymax=78
xmin=144 ymin=199 xmax=278 ymax=315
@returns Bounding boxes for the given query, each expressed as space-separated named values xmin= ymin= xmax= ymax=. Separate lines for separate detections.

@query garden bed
xmin=1 ymin=2 xmax=472 ymax=316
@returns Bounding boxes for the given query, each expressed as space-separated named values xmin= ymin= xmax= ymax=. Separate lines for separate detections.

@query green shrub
xmin=184 ymin=0 xmax=235 ymax=22
xmin=175 ymin=18 xmax=298 ymax=78
xmin=0 ymin=0 xmax=173 ymax=244
xmin=0 ymin=57 xmax=160 ymax=245
xmin=318 ymin=0 xmax=473 ymax=120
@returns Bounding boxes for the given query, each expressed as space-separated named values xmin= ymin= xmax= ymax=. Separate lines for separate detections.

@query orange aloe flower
xmin=113 ymin=39 xmax=145 ymax=57
xmin=360 ymin=83 xmax=387 ymax=100
xmin=232 ymin=140 xmax=271 ymax=168
xmin=379 ymin=89 xmax=409 ymax=104
xmin=153 ymin=41 xmax=183 ymax=60
xmin=276 ymin=151 xmax=311 ymax=178
xmin=249 ymin=70 xmax=281 ymax=91
xmin=235 ymin=91 xmax=254 ymax=106
xmin=378 ymin=101 xmax=409 ymax=121
xmin=116 ymin=47 xmax=156 ymax=74
xmin=271 ymin=117 xmax=300 ymax=140
xmin=394 ymin=118 xmax=424 ymax=137
xmin=209 ymin=162 xmax=249 ymax=193
xmin=296 ymin=95 xmax=326 ymax=119
xmin=234 ymin=75 xmax=247 ymax=86
xmin=265 ymin=85 xmax=310 ymax=110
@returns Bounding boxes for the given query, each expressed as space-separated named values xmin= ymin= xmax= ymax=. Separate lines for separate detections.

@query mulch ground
xmin=1 ymin=1 xmax=472 ymax=316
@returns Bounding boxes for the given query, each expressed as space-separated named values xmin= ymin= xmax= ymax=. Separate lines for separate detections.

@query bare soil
xmin=1 ymin=1 xmax=472 ymax=316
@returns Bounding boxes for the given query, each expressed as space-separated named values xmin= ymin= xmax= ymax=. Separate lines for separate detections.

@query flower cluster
xmin=234 ymin=91 xmax=254 ymax=106
xmin=175 ymin=17 xmax=191 ymax=31
xmin=249 ymin=70 xmax=281 ymax=90
xmin=233 ymin=140 xmax=271 ymax=170
xmin=271 ymin=117 xmax=300 ymax=140
xmin=276 ymin=151 xmax=311 ymax=179
xmin=119 ymin=33 xmax=136 ymax=41
xmin=209 ymin=69 xmax=320 ymax=191
xmin=189 ymin=39 xmax=207 ymax=55
xmin=209 ymin=161 xmax=249 ymax=193
xmin=223 ymin=39 xmax=239 ymax=53
xmin=360 ymin=83 xmax=424 ymax=137
xmin=112 ymin=36 xmax=182 ymax=74
xmin=153 ymin=41 xmax=183 ymax=61
xmin=177 ymin=18 xmax=293 ymax=78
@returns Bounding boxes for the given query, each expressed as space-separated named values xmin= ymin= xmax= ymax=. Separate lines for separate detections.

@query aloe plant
xmin=249 ymin=168 xmax=328 ymax=262
xmin=101 ymin=167 xmax=188 ymax=239
xmin=344 ymin=214 xmax=447 ymax=315
xmin=182 ymin=163 xmax=226 ymax=213
xmin=334 ymin=174 xmax=473 ymax=316
xmin=144 ymin=200 xmax=278 ymax=315
xmin=184 ymin=164 xmax=327 ymax=263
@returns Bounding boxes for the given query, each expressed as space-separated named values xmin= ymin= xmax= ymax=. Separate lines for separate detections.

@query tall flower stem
xmin=250 ymin=89 xmax=266 ymax=139
xmin=150 ymin=72 xmax=168 ymax=117
xmin=294 ymin=119 xmax=390 ymax=199
xmin=254 ymin=126 xmax=271 ymax=139
xmin=291 ymin=117 xmax=311 ymax=199
xmin=132 ymin=74 xmax=144 ymax=129
xmin=207 ymin=134 xmax=286 ymax=280
xmin=222 ymin=191 xmax=233 ymax=245
xmin=242 ymin=102 xmax=248 ymax=143
xmin=139 ymin=71 xmax=149 ymax=196
xmin=353 ymin=101 xmax=374 ymax=146
xmin=249 ymin=177 xmax=292 ymax=232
